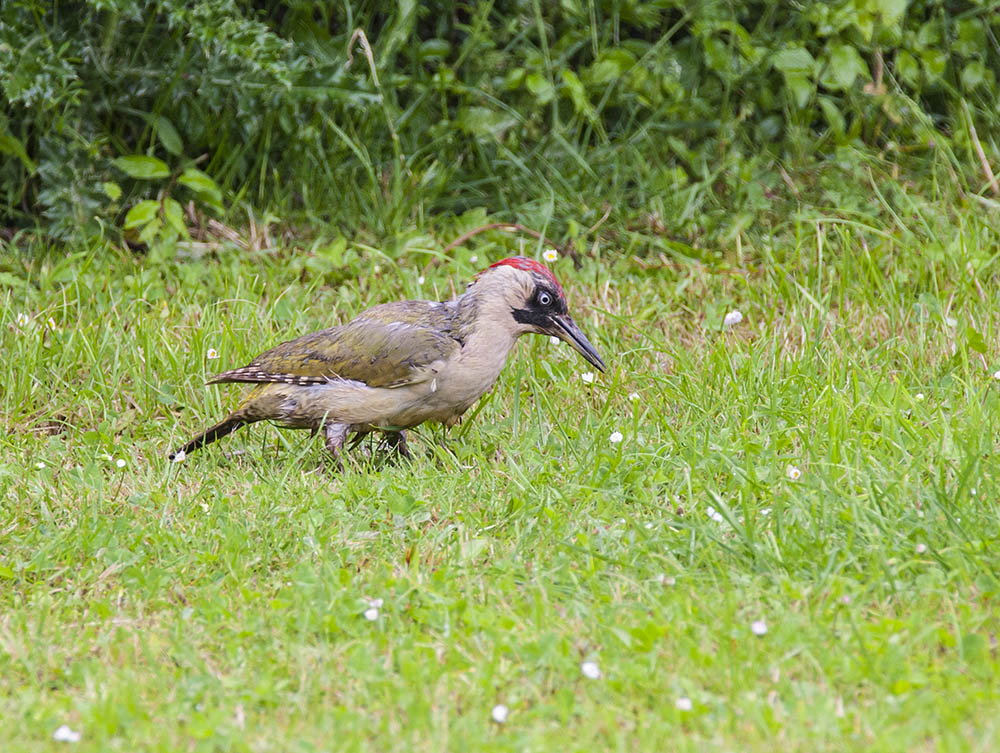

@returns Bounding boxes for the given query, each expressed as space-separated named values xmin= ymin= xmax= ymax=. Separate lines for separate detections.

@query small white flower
xmin=705 ymin=506 xmax=724 ymax=523
xmin=609 ymin=431 xmax=623 ymax=444
xmin=363 ymin=607 xmax=379 ymax=621
xmin=916 ymin=543 xmax=927 ymax=554
xmin=369 ymin=597 xmax=384 ymax=608
xmin=16 ymin=312 xmax=29 ymax=327
xmin=417 ymin=276 xmax=425 ymax=285
xmin=915 ymin=393 xmax=925 ymax=401
xmin=35 ymin=461 xmax=46 ymax=470
xmin=206 ymin=348 xmax=219 ymax=360
xmin=655 ymin=574 xmax=676 ymax=586
xmin=751 ymin=619 xmax=768 ymax=636
xmin=46 ymin=316 xmax=58 ymax=330
xmin=628 ymin=392 xmax=639 ymax=401
xmin=200 ymin=502 xmax=210 ymax=513
xmin=675 ymin=697 xmax=693 ymax=711
xmin=550 ymin=336 xmax=561 ymax=346
xmin=490 ymin=704 xmax=509 ymax=723
xmin=945 ymin=316 xmax=957 ymax=327
xmin=53 ymin=725 xmax=81 ymax=743
xmin=581 ymin=660 xmax=602 ymax=679
xmin=760 ymin=508 xmax=772 ymax=516
xmin=115 ymin=458 xmax=126 ymax=469
xmin=840 ymin=595 xmax=852 ymax=605
xmin=993 ymin=370 xmax=1000 ymax=381
xmin=580 ymin=372 xmax=595 ymax=384
xmin=469 ymin=255 xmax=478 ymax=264
xmin=644 ymin=521 xmax=654 ymax=529
xmin=723 ymin=310 xmax=743 ymax=327
xmin=786 ymin=465 xmax=801 ymax=481
xmin=542 ymin=249 xmax=559 ymax=262
xmin=172 ymin=450 xmax=186 ymax=463
xmin=373 ymin=264 xmax=381 ymax=273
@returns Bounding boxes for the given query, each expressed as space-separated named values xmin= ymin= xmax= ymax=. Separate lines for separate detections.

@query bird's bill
xmin=548 ymin=314 xmax=606 ymax=372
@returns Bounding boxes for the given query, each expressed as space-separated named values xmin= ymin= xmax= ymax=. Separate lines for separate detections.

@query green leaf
xmin=895 ymin=50 xmax=920 ymax=88
xmin=152 ymin=115 xmax=183 ymax=156
xmin=0 ymin=563 xmax=15 ymax=579
xmin=525 ymin=73 xmax=555 ymax=104
xmin=102 ymin=182 xmax=122 ymax=201
xmin=162 ymin=197 xmax=188 ymax=237
xmin=823 ymin=43 xmax=870 ymax=91
xmin=966 ymin=327 xmax=987 ymax=355
xmin=588 ymin=49 xmax=637 ymax=84
xmin=418 ymin=39 xmax=450 ymax=61
xmin=772 ymin=46 xmax=814 ymax=75
xmin=819 ymin=96 xmax=846 ymax=139
xmin=456 ymin=107 xmax=517 ymax=137
xmin=0 ymin=272 xmax=27 ymax=290
xmin=0 ymin=116 xmax=36 ymax=172
xmin=961 ymin=61 xmax=987 ymax=91
xmin=561 ymin=69 xmax=595 ymax=121
xmin=178 ymin=168 xmax=222 ymax=203
xmin=124 ymin=200 xmax=159 ymax=229
xmin=785 ymin=74 xmax=813 ymax=108
xmin=870 ymin=0 xmax=907 ymax=26
xmin=919 ymin=49 xmax=948 ymax=81
xmin=113 ymin=155 xmax=170 ymax=180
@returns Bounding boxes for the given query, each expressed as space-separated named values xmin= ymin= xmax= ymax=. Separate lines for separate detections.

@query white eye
xmin=538 ymin=292 xmax=552 ymax=306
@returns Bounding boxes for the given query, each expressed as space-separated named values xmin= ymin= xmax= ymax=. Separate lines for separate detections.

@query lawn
xmin=3 ymin=198 xmax=1000 ymax=751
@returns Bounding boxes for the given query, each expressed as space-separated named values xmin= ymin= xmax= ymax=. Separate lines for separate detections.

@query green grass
xmin=3 ymin=198 xmax=1000 ymax=751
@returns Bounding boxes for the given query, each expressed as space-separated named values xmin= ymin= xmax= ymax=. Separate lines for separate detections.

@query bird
xmin=169 ymin=256 xmax=606 ymax=465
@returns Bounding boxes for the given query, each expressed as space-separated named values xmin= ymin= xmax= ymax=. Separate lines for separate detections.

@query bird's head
xmin=471 ymin=256 xmax=606 ymax=372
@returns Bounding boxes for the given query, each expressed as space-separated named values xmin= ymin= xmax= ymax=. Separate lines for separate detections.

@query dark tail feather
xmin=170 ymin=416 xmax=248 ymax=460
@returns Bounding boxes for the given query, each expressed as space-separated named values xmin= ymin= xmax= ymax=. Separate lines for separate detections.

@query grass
xmin=3 ymin=194 xmax=1000 ymax=751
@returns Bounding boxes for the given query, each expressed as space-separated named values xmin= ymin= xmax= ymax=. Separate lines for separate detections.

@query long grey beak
xmin=550 ymin=314 xmax=606 ymax=372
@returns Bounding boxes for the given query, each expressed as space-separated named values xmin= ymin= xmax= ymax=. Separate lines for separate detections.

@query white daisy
xmin=490 ymin=704 xmax=509 ymax=723
xmin=580 ymin=660 xmax=601 ymax=679
xmin=52 ymin=725 xmax=82 ymax=743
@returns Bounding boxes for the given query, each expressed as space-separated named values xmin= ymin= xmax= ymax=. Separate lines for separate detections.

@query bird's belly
xmin=257 ymin=378 xmax=468 ymax=431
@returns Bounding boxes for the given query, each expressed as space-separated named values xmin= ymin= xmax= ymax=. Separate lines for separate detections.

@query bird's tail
xmin=170 ymin=416 xmax=248 ymax=460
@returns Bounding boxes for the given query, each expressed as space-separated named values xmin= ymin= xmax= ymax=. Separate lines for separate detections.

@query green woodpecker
xmin=170 ymin=257 xmax=605 ymax=464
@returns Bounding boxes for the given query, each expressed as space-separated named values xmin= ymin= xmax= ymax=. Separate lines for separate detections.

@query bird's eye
xmin=538 ymin=292 xmax=552 ymax=307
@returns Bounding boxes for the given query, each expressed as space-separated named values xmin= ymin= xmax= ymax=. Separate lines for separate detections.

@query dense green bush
xmin=1 ymin=0 xmax=997 ymax=243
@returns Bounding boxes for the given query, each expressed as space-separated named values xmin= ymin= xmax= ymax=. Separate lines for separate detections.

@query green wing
xmin=209 ymin=302 xmax=459 ymax=389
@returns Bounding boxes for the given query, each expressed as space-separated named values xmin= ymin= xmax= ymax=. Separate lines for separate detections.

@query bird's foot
xmin=323 ymin=422 xmax=349 ymax=471
xmin=385 ymin=430 xmax=412 ymax=461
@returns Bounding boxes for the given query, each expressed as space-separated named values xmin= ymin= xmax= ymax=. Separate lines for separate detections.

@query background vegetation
xmin=3 ymin=1 xmax=1000 ymax=751
xmin=2 ymin=0 xmax=998 ymax=244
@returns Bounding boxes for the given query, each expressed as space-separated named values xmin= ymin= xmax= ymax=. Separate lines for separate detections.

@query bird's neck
xmin=448 ymin=277 xmax=526 ymax=368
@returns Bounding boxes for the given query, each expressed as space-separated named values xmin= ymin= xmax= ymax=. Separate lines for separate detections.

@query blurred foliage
xmin=0 ymin=0 xmax=998 ymax=244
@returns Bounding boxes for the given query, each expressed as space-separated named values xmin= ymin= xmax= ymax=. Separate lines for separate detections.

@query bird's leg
xmin=324 ymin=422 xmax=349 ymax=468
xmin=386 ymin=430 xmax=412 ymax=460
